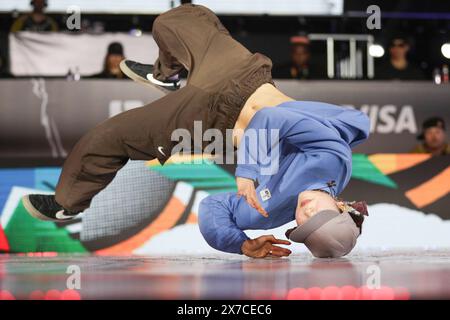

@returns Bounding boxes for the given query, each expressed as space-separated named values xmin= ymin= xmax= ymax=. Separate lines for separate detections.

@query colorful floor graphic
xmin=0 ymin=154 xmax=448 ymax=253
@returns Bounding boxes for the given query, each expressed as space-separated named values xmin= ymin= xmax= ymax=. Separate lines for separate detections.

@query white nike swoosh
xmin=55 ymin=210 xmax=75 ymax=220
xmin=157 ymin=146 xmax=167 ymax=157
xmin=147 ymin=74 xmax=180 ymax=86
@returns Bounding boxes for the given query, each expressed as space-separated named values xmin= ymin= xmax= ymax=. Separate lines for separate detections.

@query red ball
xmin=393 ymin=287 xmax=411 ymax=300
xmin=340 ymin=286 xmax=357 ymax=300
xmin=307 ymin=287 xmax=322 ymax=300
xmin=44 ymin=289 xmax=62 ymax=300
xmin=0 ymin=290 xmax=15 ymax=300
xmin=372 ymin=286 xmax=395 ymax=300
xmin=287 ymin=288 xmax=309 ymax=300
xmin=61 ymin=289 xmax=81 ymax=300
xmin=356 ymin=286 xmax=374 ymax=300
xmin=321 ymin=286 xmax=341 ymax=300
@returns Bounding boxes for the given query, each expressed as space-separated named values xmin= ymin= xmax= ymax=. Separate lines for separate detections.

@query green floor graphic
xmin=351 ymin=154 xmax=397 ymax=188
xmin=151 ymin=156 xmax=398 ymax=190
xmin=2 ymin=156 xmax=400 ymax=253
xmin=4 ymin=202 xmax=87 ymax=253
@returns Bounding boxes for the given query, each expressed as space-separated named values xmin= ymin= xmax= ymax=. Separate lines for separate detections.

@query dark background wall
xmin=1 ymin=0 xmax=450 ymax=78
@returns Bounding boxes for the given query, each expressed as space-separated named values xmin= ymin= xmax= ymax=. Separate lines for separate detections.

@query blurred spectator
xmin=411 ymin=117 xmax=450 ymax=156
xmin=10 ymin=0 xmax=58 ymax=32
xmin=273 ymin=36 xmax=325 ymax=80
xmin=91 ymin=42 xmax=126 ymax=79
xmin=376 ymin=36 xmax=425 ymax=80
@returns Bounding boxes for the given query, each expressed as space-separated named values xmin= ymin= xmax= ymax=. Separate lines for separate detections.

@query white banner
xmin=1 ymin=0 xmax=343 ymax=15
xmin=195 ymin=0 xmax=343 ymax=15
xmin=10 ymin=32 xmax=159 ymax=76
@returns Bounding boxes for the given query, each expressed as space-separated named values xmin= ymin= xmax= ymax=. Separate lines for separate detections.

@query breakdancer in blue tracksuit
xmin=198 ymin=101 xmax=370 ymax=258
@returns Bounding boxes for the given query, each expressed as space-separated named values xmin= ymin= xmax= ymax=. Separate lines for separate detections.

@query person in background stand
xmin=11 ymin=0 xmax=58 ymax=32
xmin=412 ymin=117 xmax=450 ymax=156
xmin=273 ymin=36 xmax=325 ymax=80
xmin=375 ymin=36 xmax=425 ymax=80
xmin=91 ymin=42 xmax=126 ymax=79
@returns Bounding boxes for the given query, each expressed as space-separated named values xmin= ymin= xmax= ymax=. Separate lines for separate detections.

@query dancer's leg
xmin=55 ymin=85 xmax=211 ymax=213
xmin=151 ymin=4 xmax=230 ymax=82
xmin=120 ymin=4 xmax=234 ymax=92
xmin=25 ymin=4 xmax=274 ymax=220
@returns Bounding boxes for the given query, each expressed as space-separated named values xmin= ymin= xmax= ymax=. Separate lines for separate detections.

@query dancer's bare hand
xmin=236 ymin=177 xmax=268 ymax=217
xmin=241 ymin=235 xmax=291 ymax=258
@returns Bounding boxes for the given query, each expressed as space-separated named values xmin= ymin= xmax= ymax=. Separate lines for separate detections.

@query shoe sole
xmin=120 ymin=60 xmax=172 ymax=94
xmin=21 ymin=195 xmax=59 ymax=222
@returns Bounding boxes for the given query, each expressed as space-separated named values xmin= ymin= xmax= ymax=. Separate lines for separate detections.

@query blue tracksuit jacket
xmin=198 ymin=101 xmax=370 ymax=254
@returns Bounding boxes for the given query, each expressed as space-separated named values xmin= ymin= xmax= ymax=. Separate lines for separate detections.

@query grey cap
xmin=287 ymin=210 xmax=360 ymax=258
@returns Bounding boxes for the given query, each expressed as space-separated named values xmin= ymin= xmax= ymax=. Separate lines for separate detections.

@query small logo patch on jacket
xmin=260 ymin=188 xmax=271 ymax=201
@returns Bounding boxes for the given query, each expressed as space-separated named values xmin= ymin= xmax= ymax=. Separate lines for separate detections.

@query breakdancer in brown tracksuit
xmin=22 ymin=4 xmax=279 ymax=221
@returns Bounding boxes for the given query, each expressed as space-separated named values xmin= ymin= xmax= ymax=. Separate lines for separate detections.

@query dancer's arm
xmin=198 ymin=193 xmax=251 ymax=254
xmin=198 ymin=193 xmax=291 ymax=257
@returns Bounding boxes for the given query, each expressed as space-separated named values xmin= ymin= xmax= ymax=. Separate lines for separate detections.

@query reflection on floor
xmin=1 ymin=250 xmax=450 ymax=300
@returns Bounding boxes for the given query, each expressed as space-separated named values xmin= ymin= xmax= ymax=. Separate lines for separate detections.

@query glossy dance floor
xmin=1 ymin=250 xmax=450 ymax=300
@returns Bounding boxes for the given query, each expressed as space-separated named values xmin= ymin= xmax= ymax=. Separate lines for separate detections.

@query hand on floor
xmin=241 ymin=235 xmax=291 ymax=258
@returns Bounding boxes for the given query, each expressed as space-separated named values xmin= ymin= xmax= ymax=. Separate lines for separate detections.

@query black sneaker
xmin=120 ymin=60 xmax=181 ymax=93
xmin=21 ymin=194 xmax=79 ymax=222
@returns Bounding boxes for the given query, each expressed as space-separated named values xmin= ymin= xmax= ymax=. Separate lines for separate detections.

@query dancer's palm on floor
xmin=241 ymin=235 xmax=292 ymax=258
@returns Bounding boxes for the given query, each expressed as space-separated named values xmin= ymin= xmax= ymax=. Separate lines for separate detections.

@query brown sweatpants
xmin=55 ymin=4 xmax=273 ymax=212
